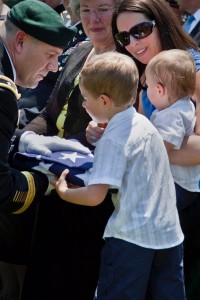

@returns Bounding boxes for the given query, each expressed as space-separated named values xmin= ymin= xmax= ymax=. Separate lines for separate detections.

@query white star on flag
xmin=58 ymin=152 xmax=85 ymax=163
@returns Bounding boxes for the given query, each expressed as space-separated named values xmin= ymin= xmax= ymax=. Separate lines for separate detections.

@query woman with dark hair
xmin=111 ymin=1 xmax=200 ymax=299
xmin=88 ymin=0 xmax=200 ymax=137
xmin=86 ymin=0 xmax=200 ymax=298
xmin=112 ymin=0 xmax=200 ymax=222
xmin=112 ymin=0 xmax=200 ymax=128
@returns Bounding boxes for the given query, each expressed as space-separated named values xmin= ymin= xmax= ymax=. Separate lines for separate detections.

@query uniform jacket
xmin=0 ymin=40 xmax=48 ymax=213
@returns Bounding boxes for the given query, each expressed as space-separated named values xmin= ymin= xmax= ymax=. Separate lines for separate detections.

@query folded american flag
xmin=13 ymin=142 xmax=94 ymax=187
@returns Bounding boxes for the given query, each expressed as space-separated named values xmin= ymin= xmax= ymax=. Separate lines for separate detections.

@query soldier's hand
xmin=19 ymin=131 xmax=91 ymax=156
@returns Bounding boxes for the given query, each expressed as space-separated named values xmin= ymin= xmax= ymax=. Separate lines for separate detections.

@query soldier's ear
xmin=15 ymin=31 xmax=27 ymax=53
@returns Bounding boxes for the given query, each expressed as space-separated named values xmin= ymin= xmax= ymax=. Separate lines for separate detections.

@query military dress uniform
xmin=0 ymin=40 xmax=49 ymax=262
xmin=0 ymin=0 xmax=76 ymax=263
xmin=0 ymin=41 xmax=49 ymax=213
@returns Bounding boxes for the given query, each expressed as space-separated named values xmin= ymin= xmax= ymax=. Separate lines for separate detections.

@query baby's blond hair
xmin=145 ymin=49 xmax=196 ymax=102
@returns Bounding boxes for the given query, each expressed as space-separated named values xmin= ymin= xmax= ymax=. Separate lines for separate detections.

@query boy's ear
xmin=99 ymin=94 xmax=111 ymax=108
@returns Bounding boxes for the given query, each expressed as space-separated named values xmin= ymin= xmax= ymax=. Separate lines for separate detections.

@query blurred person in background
xmin=178 ymin=0 xmax=200 ymax=46
xmin=41 ymin=0 xmax=65 ymax=13
xmin=0 ymin=0 xmax=9 ymax=19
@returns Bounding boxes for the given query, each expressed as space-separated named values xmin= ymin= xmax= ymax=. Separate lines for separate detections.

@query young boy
xmin=145 ymin=49 xmax=200 ymax=233
xmin=52 ymin=52 xmax=185 ymax=299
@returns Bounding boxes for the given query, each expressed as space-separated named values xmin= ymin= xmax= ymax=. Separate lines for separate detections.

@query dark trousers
xmin=175 ymin=183 xmax=200 ymax=234
xmin=96 ymin=238 xmax=185 ymax=300
xmin=175 ymin=183 xmax=200 ymax=300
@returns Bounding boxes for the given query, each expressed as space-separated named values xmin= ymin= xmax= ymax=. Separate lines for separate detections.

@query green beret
xmin=7 ymin=0 xmax=77 ymax=49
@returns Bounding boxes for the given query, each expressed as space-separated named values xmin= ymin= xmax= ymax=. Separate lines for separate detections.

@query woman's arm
xmin=193 ymin=70 xmax=200 ymax=135
xmin=137 ymin=92 xmax=144 ymax=115
xmin=169 ymin=135 xmax=200 ymax=165
xmin=172 ymin=69 xmax=200 ymax=165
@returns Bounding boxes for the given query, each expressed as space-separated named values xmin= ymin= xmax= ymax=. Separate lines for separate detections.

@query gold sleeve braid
xmin=0 ymin=75 xmax=21 ymax=100
xmin=12 ymin=171 xmax=36 ymax=214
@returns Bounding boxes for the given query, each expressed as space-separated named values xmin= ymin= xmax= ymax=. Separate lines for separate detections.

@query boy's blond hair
xmin=145 ymin=49 xmax=196 ymax=102
xmin=79 ymin=52 xmax=139 ymax=106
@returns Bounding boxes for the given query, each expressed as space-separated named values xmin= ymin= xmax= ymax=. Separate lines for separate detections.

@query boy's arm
xmin=51 ymin=169 xmax=109 ymax=206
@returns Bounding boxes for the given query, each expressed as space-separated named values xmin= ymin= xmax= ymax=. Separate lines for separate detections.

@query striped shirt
xmin=86 ymin=107 xmax=183 ymax=249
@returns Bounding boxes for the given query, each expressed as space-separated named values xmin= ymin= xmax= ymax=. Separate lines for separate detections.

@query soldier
xmin=0 ymin=0 xmax=76 ymax=293
xmin=0 ymin=1 xmax=76 ymax=298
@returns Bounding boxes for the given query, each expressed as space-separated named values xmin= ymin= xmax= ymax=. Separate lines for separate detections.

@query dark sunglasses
xmin=115 ymin=20 xmax=156 ymax=47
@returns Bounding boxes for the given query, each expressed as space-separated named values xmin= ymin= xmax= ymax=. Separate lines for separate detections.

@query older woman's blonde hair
xmin=69 ymin=0 xmax=80 ymax=19
xmin=70 ymin=0 xmax=123 ymax=19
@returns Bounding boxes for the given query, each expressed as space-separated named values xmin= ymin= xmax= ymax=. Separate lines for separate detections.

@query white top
xmin=150 ymin=98 xmax=200 ymax=192
xmin=86 ymin=107 xmax=183 ymax=249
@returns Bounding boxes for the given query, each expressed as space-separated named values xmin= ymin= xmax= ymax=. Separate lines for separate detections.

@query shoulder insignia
xmin=0 ymin=75 xmax=21 ymax=100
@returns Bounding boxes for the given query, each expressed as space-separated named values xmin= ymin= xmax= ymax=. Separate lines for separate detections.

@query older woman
xmin=10 ymin=0 xmax=122 ymax=300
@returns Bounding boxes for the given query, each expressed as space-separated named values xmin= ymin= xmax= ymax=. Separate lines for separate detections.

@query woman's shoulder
xmin=188 ymin=48 xmax=200 ymax=60
xmin=68 ymin=40 xmax=93 ymax=58
xmin=60 ymin=41 xmax=92 ymax=81
xmin=188 ymin=48 xmax=200 ymax=71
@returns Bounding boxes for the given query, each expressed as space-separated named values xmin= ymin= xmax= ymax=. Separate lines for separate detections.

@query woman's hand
xmin=86 ymin=121 xmax=107 ymax=144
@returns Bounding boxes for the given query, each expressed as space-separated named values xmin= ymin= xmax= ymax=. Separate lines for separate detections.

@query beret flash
xmin=7 ymin=0 xmax=77 ymax=49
